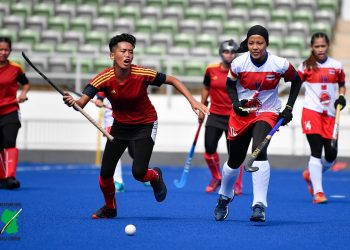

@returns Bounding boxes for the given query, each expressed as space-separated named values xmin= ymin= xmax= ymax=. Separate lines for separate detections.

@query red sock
xmin=4 ymin=148 xmax=18 ymax=178
xmin=204 ymin=152 xmax=221 ymax=180
xmin=141 ymin=169 xmax=159 ymax=182
xmin=0 ymin=150 xmax=5 ymax=179
xmin=235 ymin=164 xmax=243 ymax=185
xmin=98 ymin=176 xmax=116 ymax=209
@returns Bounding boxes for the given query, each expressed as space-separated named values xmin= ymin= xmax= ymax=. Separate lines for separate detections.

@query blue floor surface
xmin=1 ymin=163 xmax=350 ymax=250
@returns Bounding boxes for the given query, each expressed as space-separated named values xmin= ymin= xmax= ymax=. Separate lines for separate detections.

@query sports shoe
xmin=332 ymin=162 xmax=347 ymax=172
xmin=313 ymin=192 xmax=328 ymax=204
xmin=205 ymin=178 xmax=221 ymax=193
xmin=6 ymin=177 xmax=20 ymax=189
xmin=114 ymin=181 xmax=125 ymax=192
xmin=0 ymin=179 xmax=7 ymax=189
xmin=250 ymin=202 xmax=265 ymax=222
xmin=302 ymin=169 xmax=313 ymax=196
xmin=214 ymin=195 xmax=232 ymax=221
xmin=92 ymin=205 xmax=117 ymax=219
xmin=150 ymin=167 xmax=167 ymax=202
xmin=233 ymin=182 xmax=242 ymax=196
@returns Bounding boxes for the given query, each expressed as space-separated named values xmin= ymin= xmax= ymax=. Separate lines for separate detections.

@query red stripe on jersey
xmin=299 ymin=67 xmax=343 ymax=84
xmin=239 ymin=71 xmax=281 ymax=90
xmin=0 ymin=61 xmax=26 ymax=115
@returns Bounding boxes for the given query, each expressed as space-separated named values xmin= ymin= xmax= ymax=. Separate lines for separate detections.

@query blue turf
xmin=1 ymin=163 xmax=350 ymax=250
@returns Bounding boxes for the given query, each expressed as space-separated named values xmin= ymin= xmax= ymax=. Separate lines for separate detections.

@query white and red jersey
xmin=203 ymin=63 xmax=232 ymax=116
xmin=298 ymin=57 xmax=345 ymax=117
xmin=228 ymin=52 xmax=298 ymax=115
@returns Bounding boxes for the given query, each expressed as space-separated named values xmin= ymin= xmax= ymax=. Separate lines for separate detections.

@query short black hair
xmin=0 ymin=36 xmax=12 ymax=50
xmin=109 ymin=33 xmax=136 ymax=52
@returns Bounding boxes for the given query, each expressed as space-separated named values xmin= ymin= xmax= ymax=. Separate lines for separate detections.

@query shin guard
xmin=4 ymin=148 xmax=18 ymax=178
xmin=98 ymin=176 xmax=116 ymax=209
xmin=204 ymin=152 xmax=221 ymax=180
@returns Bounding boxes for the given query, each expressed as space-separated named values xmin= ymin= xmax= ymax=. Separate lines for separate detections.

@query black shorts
xmin=0 ymin=111 xmax=21 ymax=128
xmin=111 ymin=120 xmax=158 ymax=141
xmin=205 ymin=113 xmax=229 ymax=131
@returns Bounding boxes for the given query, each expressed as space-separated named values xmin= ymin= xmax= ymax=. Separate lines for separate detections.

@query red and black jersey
xmin=84 ymin=64 xmax=165 ymax=124
xmin=0 ymin=60 xmax=29 ymax=116
xmin=203 ymin=63 xmax=232 ymax=116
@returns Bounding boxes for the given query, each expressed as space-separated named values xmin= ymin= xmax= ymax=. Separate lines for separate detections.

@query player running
xmin=63 ymin=33 xmax=209 ymax=219
xmin=198 ymin=39 xmax=244 ymax=195
xmin=0 ymin=37 xmax=30 ymax=189
xmin=299 ymin=32 xmax=347 ymax=204
xmin=213 ymin=25 xmax=302 ymax=222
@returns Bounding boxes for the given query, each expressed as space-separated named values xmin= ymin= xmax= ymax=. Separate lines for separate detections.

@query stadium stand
xmin=0 ymin=0 xmax=344 ymax=87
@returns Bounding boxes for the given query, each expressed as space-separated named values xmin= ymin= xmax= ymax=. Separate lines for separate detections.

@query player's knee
xmin=325 ymin=150 xmax=337 ymax=163
xmin=3 ymin=139 xmax=16 ymax=148
xmin=227 ymin=158 xmax=243 ymax=169
xmin=132 ymin=167 xmax=147 ymax=181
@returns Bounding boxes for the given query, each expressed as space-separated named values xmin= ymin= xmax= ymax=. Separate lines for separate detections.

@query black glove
xmin=232 ymin=99 xmax=249 ymax=117
xmin=334 ymin=95 xmax=346 ymax=110
xmin=278 ymin=105 xmax=293 ymax=126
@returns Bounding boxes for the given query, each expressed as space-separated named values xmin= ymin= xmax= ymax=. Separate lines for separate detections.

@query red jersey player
xmin=0 ymin=37 xmax=30 ymax=189
xmin=63 ymin=33 xmax=209 ymax=219
xmin=299 ymin=32 xmax=347 ymax=204
xmin=213 ymin=25 xmax=302 ymax=222
xmin=198 ymin=39 xmax=244 ymax=195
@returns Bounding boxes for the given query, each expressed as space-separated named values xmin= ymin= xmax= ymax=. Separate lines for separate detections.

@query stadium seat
xmin=161 ymin=59 xmax=184 ymax=75
xmin=190 ymin=47 xmax=212 ymax=57
xmin=252 ymin=0 xmax=274 ymax=11
xmin=179 ymin=19 xmax=201 ymax=34
xmin=292 ymin=10 xmax=314 ymax=24
xmin=315 ymin=10 xmax=336 ymax=26
xmin=76 ymin=4 xmax=98 ymax=19
xmin=168 ymin=46 xmax=189 ymax=56
xmin=41 ymin=30 xmax=63 ymax=44
xmin=3 ymin=15 xmax=25 ymax=31
xmin=33 ymin=43 xmax=55 ymax=53
xmin=231 ymin=0 xmax=252 ymax=8
xmin=49 ymin=57 xmax=72 ymax=73
xmin=157 ymin=19 xmax=178 ymax=34
xmin=188 ymin=0 xmax=209 ymax=8
xmin=11 ymin=42 xmax=32 ymax=53
xmin=147 ymin=0 xmax=168 ymax=8
xmin=114 ymin=18 xmax=135 ymax=33
xmin=288 ymin=22 xmax=310 ymax=37
xmin=310 ymin=22 xmax=332 ymax=38
xmin=56 ymin=43 xmax=78 ymax=54
xmin=138 ymin=58 xmax=161 ymax=71
xmin=271 ymin=9 xmax=292 ymax=22
xmin=284 ymin=36 xmax=306 ymax=51
xmin=141 ymin=6 xmax=162 ymax=19
xmin=184 ymin=60 xmax=206 ymax=76
xmin=93 ymin=58 xmax=113 ymax=72
xmin=9 ymin=56 xmax=26 ymax=69
xmin=210 ymin=0 xmax=231 ymax=8
xmin=63 ymin=30 xmax=85 ymax=45
xmin=185 ymin=7 xmax=206 ymax=21
xmin=132 ymin=32 xmax=151 ymax=47
xmin=48 ymin=16 xmax=69 ymax=32
xmin=267 ymin=21 xmax=288 ymax=37
xmin=72 ymin=57 xmax=94 ymax=73
xmin=275 ymin=0 xmax=295 ymax=9
xmin=223 ymin=21 xmax=245 ymax=37
xmin=249 ymin=9 xmax=271 ymax=22
xmin=70 ymin=17 xmax=92 ymax=32
xmin=196 ymin=34 xmax=217 ymax=49
xmin=295 ymin=0 xmax=317 ymax=11
xmin=151 ymin=33 xmax=173 ymax=48
xmin=78 ymin=44 xmax=100 ymax=54
xmin=144 ymin=46 xmax=167 ymax=55
xmin=33 ymin=3 xmax=55 ymax=18
xmin=27 ymin=57 xmax=49 ymax=71
xmin=26 ymin=16 xmax=48 ymax=31
xmin=162 ymin=7 xmax=184 ymax=19
xmin=206 ymin=8 xmax=228 ymax=23
xmin=119 ymin=5 xmax=140 ymax=21
xmin=268 ymin=35 xmax=284 ymax=52
xmin=18 ymin=29 xmax=40 ymax=45
xmin=174 ymin=33 xmax=195 ymax=49
xmin=228 ymin=8 xmax=249 ymax=22
xmin=92 ymin=17 xmax=113 ymax=32
xmin=317 ymin=0 xmax=339 ymax=12
xmin=0 ymin=29 xmax=18 ymax=42
xmin=279 ymin=48 xmax=301 ymax=59
xmin=135 ymin=19 xmax=157 ymax=33
xmin=0 ymin=3 xmax=10 ymax=16
xmin=85 ymin=31 xmax=108 ymax=47
xmin=10 ymin=3 xmax=32 ymax=18
xmin=168 ymin=0 xmax=188 ymax=8
xmin=98 ymin=5 xmax=119 ymax=19
xmin=55 ymin=4 xmax=77 ymax=19
xmin=201 ymin=20 xmax=224 ymax=35
xmin=83 ymin=0 xmax=104 ymax=5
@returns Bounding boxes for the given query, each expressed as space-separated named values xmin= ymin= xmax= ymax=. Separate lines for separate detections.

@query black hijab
xmin=237 ymin=25 xmax=269 ymax=53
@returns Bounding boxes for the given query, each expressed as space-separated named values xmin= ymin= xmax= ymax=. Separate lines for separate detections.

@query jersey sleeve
xmin=297 ymin=63 xmax=306 ymax=82
xmin=282 ymin=61 xmax=298 ymax=82
xmin=203 ymin=66 xmax=210 ymax=87
xmin=228 ymin=61 xmax=239 ymax=81
xmin=337 ymin=66 xmax=345 ymax=84
xmin=16 ymin=64 xmax=29 ymax=85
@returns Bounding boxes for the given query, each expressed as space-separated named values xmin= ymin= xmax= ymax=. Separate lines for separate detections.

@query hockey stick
xmin=22 ymin=52 xmax=114 ymax=141
xmin=174 ymin=122 xmax=203 ymax=188
xmin=331 ymin=104 xmax=342 ymax=148
xmin=68 ymin=88 xmax=112 ymax=110
xmin=0 ymin=208 xmax=22 ymax=235
xmin=244 ymin=118 xmax=284 ymax=172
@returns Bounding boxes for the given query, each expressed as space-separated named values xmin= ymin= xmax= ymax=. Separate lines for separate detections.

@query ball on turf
xmin=125 ymin=224 xmax=136 ymax=236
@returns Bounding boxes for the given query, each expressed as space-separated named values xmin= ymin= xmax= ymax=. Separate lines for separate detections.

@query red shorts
xmin=227 ymin=111 xmax=278 ymax=140
xmin=301 ymin=108 xmax=335 ymax=139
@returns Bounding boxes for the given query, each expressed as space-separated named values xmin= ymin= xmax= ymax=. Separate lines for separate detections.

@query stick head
xmin=244 ymin=156 xmax=259 ymax=172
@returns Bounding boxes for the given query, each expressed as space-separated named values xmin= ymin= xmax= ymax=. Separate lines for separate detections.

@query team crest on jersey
xmin=328 ymin=69 xmax=335 ymax=75
xmin=319 ymin=91 xmax=331 ymax=106
xmin=266 ymin=74 xmax=275 ymax=81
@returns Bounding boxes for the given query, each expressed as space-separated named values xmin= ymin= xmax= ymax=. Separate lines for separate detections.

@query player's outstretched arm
xmin=164 ymin=75 xmax=209 ymax=116
xmin=63 ymin=92 xmax=90 ymax=109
